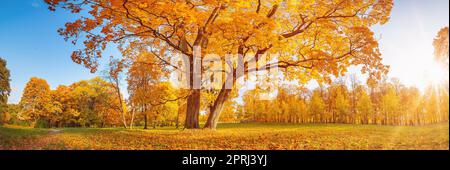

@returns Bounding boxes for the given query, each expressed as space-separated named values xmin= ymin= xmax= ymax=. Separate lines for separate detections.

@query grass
xmin=0 ymin=123 xmax=448 ymax=150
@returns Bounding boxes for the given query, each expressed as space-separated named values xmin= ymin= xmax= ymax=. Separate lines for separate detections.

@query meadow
xmin=0 ymin=123 xmax=448 ymax=150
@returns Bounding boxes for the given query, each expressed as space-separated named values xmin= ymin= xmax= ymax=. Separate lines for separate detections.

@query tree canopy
xmin=45 ymin=0 xmax=394 ymax=129
xmin=0 ymin=57 xmax=11 ymax=124
xmin=433 ymin=27 xmax=449 ymax=69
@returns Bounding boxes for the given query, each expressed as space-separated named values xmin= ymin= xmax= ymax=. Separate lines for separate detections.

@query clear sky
xmin=0 ymin=0 xmax=121 ymax=104
xmin=0 ymin=0 xmax=449 ymax=104
xmin=375 ymin=0 xmax=449 ymax=90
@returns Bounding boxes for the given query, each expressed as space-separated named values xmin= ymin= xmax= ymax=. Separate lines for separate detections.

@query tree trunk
xmin=112 ymin=78 xmax=128 ymax=129
xmin=153 ymin=116 xmax=157 ymax=129
xmin=176 ymin=108 xmax=181 ymax=129
xmin=153 ymin=111 xmax=159 ymax=129
xmin=204 ymin=87 xmax=232 ymax=129
xmin=143 ymin=104 xmax=148 ymax=130
xmin=179 ymin=33 xmax=202 ymax=129
xmin=144 ymin=113 xmax=148 ymax=129
xmin=130 ymin=107 xmax=136 ymax=129
xmin=184 ymin=89 xmax=201 ymax=129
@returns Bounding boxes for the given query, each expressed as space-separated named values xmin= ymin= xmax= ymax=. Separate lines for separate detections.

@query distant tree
xmin=380 ymin=85 xmax=400 ymax=125
xmin=433 ymin=27 xmax=449 ymax=103
xmin=356 ymin=88 xmax=373 ymax=124
xmin=433 ymin=27 xmax=449 ymax=69
xmin=0 ymin=57 xmax=11 ymax=124
xmin=147 ymin=83 xmax=179 ymax=128
xmin=335 ymin=90 xmax=350 ymax=123
xmin=439 ymin=87 xmax=449 ymax=122
xmin=51 ymin=85 xmax=76 ymax=127
xmin=107 ymin=58 xmax=129 ymax=128
xmin=1 ymin=104 xmax=20 ymax=125
xmin=19 ymin=77 xmax=52 ymax=127
xmin=218 ymin=100 xmax=239 ymax=123
xmin=70 ymin=77 xmax=123 ymax=128
xmin=310 ymin=89 xmax=326 ymax=123
xmin=424 ymin=86 xmax=442 ymax=124
xmin=127 ymin=52 xmax=176 ymax=129
xmin=349 ymin=74 xmax=360 ymax=123
xmin=398 ymin=87 xmax=420 ymax=125
xmin=242 ymin=90 xmax=258 ymax=122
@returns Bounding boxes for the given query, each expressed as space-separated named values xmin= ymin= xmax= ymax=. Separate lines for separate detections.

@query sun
xmin=422 ymin=57 xmax=448 ymax=87
xmin=397 ymin=49 xmax=449 ymax=91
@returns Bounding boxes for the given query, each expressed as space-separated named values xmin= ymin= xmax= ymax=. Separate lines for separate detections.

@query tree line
xmin=237 ymin=77 xmax=449 ymax=126
xmin=0 ymin=76 xmax=180 ymax=128
xmin=0 ymin=61 xmax=448 ymax=128
xmin=6 ymin=77 xmax=123 ymax=127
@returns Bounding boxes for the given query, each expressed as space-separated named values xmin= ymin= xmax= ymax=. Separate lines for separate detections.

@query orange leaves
xmin=44 ymin=0 xmax=61 ymax=11
xmin=45 ymin=0 xmax=394 ymax=127
xmin=368 ymin=0 xmax=394 ymax=25
xmin=3 ymin=123 xmax=448 ymax=150
xmin=18 ymin=77 xmax=125 ymax=128
xmin=82 ymin=18 xmax=99 ymax=32
xmin=47 ymin=0 xmax=394 ymax=87
xmin=60 ymin=20 xmax=82 ymax=44
xmin=19 ymin=77 xmax=52 ymax=122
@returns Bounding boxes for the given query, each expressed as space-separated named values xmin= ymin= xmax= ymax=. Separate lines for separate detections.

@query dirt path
xmin=48 ymin=129 xmax=62 ymax=135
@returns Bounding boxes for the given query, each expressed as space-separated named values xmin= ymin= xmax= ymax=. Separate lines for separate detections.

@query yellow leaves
xmin=369 ymin=0 xmax=394 ymax=25
xmin=1 ymin=121 xmax=449 ymax=150
xmin=44 ymin=0 xmax=396 ymax=128
xmin=19 ymin=77 xmax=52 ymax=121
xmin=49 ymin=0 xmax=394 ymax=86
xmin=285 ymin=0 xmax=301 ymax=7
xmin=433 ymin=27 xmax=449 ymax=66
xmin=137 ymin=2 xmax=148 ymax=8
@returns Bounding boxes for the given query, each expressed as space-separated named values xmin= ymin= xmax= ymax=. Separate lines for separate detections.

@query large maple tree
xmin=45 ymin=0 xmax=393 ymax=129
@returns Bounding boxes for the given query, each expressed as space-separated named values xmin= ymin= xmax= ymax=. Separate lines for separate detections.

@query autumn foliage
xmin=0 ymin=57 xmax=11 ymax=125
xmin=238 ymin=77 xmax=449 ymax=126
xmin=434 ymin=27 xmax=449 ymax=69
xmin=1 ymin=0 xmax=450 ymax=153
xmin=0 ymin=1 xmax=446 ymax=131
xmin=44 ymin=0 xmax=395 ymax=129
xmin=18 ymin=77 xmax=125 ymax=128
xmin=1 ymin=123 xmax=448 ymax=150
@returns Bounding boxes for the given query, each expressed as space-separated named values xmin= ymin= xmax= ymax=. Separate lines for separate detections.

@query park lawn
xmin=0 ymin=123 xmax=448 ymax=150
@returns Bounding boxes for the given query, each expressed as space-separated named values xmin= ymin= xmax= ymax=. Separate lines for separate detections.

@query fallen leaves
xmin=0 ymin=123 xmax=448 ymax=150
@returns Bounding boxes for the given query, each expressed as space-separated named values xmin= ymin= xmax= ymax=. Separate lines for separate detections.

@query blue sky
xmin=0 ymin=0 xmax=120 ymax=104
xmin=0 ymin=0 xmax=449 ymax=104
